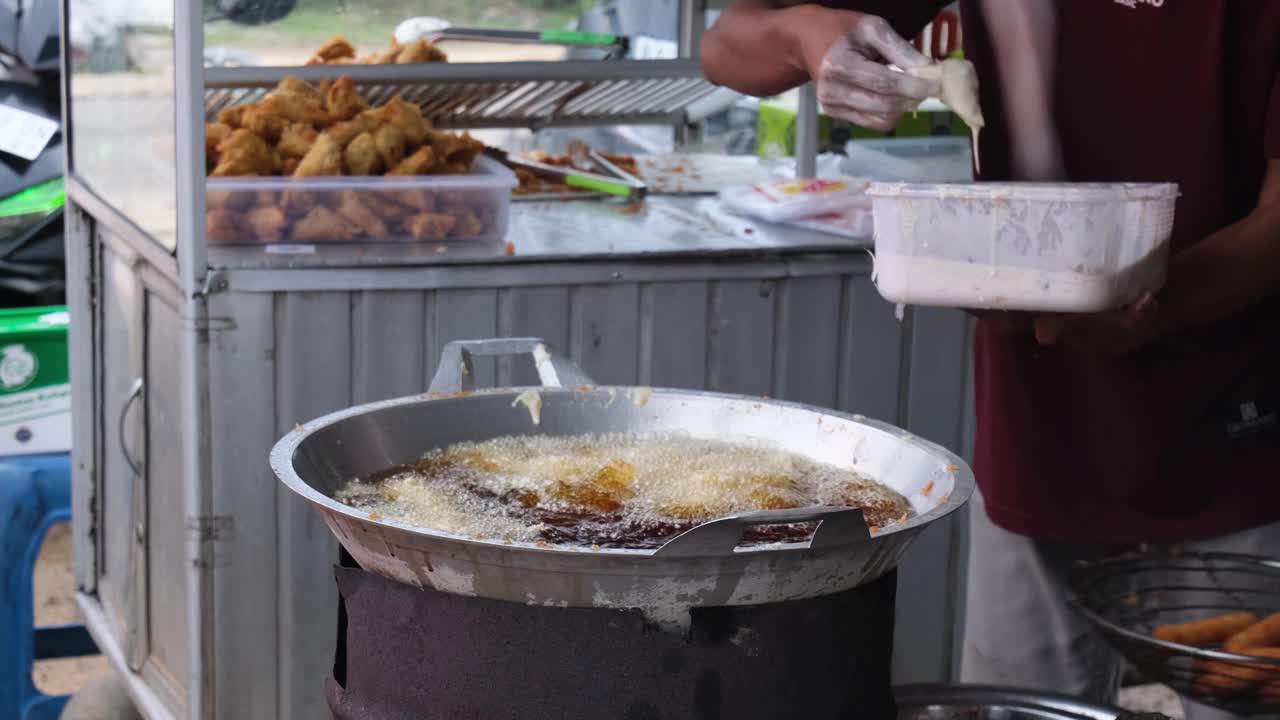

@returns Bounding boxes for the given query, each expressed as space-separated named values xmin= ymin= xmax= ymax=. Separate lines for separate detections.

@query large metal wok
xmin=271 ymin=338 xmax=974 ymax=629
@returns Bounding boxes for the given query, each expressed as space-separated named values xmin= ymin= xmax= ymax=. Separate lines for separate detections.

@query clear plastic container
xmin=867 ymin=182 xmax=1179 ymax=312
xmin=205 ymin=155 xmax=517 ymax=246
xmin=842 ymin=137 xmax=973 ymax=183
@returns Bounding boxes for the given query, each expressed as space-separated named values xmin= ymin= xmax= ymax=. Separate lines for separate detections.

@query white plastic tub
xmin=867 ymin=182 xmax=1178 ymax=312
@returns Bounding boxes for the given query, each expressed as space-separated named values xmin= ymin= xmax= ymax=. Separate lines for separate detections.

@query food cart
xmin=61 ymin=1 xmax=974 ymax=717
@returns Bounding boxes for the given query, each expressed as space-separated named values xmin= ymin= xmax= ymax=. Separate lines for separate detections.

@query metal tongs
xmin=485 ymin=141 xmax=647 ymax=202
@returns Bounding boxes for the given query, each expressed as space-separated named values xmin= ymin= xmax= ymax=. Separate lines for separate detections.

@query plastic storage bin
xmin=842 ymin=137 xmax=973 ymax=183
xmin=205 ymin=155 xmax=517 ymax=246
xmin=867 ymin=182 xmax=1178 ymax=312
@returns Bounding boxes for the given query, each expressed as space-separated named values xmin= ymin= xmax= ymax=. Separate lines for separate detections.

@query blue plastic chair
xmin=1 ymin=453 xmax=99 ymax=720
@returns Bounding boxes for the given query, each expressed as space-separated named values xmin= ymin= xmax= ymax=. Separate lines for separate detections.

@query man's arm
xmin=1034 ymin=160 xmax=1280 ymax=351
xmin=1156 ymin=159 xmax=1280 ymax=333
xmin=700 ymin=1 xmax=948 ymax=129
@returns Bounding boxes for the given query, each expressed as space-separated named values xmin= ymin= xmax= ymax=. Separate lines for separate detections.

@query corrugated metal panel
xmin=207 ymin=291 xmax=278 ymax=720
xmin=197 ymin=271 xmax=971 ymax=720
xmin=273 ymin=292 xmax=349 ymax=720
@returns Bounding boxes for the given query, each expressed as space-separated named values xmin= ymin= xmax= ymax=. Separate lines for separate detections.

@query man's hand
xmin=806 ymin=15 xmax=939 ymax=131
xmin=701 ymin=3 xmax=941 ymax=128
xmin=1030 ymin=292 xmax=1160 ymax=356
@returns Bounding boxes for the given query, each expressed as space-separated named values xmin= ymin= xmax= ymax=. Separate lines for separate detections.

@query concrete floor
xmin=32 ymin=523 xmax=113 ymax=697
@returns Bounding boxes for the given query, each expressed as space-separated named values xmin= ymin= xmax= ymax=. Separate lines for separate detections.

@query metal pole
xmin=173 ymin=1 xmax=215 ymax=718
xmin=676 ymin=0 xmax=707 ymax=149
xmin=796 ymin=83 xmax=819 ymax=177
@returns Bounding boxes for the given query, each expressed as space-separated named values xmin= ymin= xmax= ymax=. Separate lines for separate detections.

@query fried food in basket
xmin=1226 ymin=613 xmax=1280 ymax=652
xmin=395 ymin=38 xmax=448 ymax=64
xmin=1154 ymin=612 xmax=1261 ymax=647
xmin=206 ymin=74 xmax=503 ymax=243
xmin=1193 ymin=647 xmax=1280 ymax=695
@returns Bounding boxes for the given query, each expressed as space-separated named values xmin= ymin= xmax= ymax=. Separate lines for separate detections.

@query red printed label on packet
xmin=753 ymin=178 xmax=850 ymax=204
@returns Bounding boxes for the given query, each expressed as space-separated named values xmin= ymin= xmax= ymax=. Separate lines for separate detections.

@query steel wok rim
xmin=269 ymin=385 xmax=976 ymax=558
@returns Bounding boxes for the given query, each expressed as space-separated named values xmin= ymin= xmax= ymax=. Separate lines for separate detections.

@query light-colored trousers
xmin=960 ymin=491 xmax=1280 ymax=720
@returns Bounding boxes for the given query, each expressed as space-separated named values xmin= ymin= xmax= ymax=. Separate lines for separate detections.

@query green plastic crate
xmin=0 ymin=305 xmax=70 ymax=456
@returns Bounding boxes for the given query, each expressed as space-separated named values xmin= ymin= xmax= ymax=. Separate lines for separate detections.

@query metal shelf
xmin=204 ymin=60 xmax=722 ymax=130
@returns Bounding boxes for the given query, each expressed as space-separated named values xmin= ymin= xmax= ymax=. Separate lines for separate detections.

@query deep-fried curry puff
xmin=362 ymin=96 xmax=430 ymax=146
xmin=343 ymin=132 xmax=381 ymax=176
xmin=205 ymin=122 xmax=232 ymax=166
xmin=277 ymin=122 xmax=318 ymax=159
xmin=373 ymin=123 xmax=407 ymax=169
xmin=403 ymin=212 xmax=457 ymax=241
xmin=395 ymin=38 xmax=447 ymax=64
xmin=245 ymin=206 xmax=288 ymax=243
xmin=293 ymin=133 xmax=343 ymax=177
xmin=334 ymin=190 xmax=390 ymax=240
xmin=324 ymin=75 xmax=368 ymax=122
xmin=212 ymin=129 xmax=276 ymax=176
xmin=308 ymin=35 xmax=356 ymax=65
xmin=206 ymin=210 xmax=244 ymax=243
xmin=388 ymin=146 xmax=437 ymax=176
xmin=292 ymin=206 xmax=356 ymax=242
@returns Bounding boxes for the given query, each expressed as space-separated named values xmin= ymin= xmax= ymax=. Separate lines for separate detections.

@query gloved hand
xmin=805 ymin=15 xmax=939 ymax=131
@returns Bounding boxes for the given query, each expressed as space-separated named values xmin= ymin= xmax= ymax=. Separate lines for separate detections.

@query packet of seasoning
xmin=718 ymin=177 xmax=872 ymax=224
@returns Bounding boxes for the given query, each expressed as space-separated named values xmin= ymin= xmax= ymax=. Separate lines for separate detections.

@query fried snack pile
xmin=511 ymin=149 xmax=640 ymax=195
xmin=307 ymin=33 xmax=447 ymax=66
xmin=206 ymin=75 xmax=495 ymax=245
xmin=1152 ymin=611 xmax=1280 ymax=703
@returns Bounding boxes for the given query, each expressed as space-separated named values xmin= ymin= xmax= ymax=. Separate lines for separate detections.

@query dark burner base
xmin=328 ymin=566 xmax=898 ymax=720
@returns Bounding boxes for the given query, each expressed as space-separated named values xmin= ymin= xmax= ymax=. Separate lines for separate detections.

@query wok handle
xmin=652 ymin=506 xmax=872 ymax=558
xmin=428 ymin=338 xmax=595 ymax=393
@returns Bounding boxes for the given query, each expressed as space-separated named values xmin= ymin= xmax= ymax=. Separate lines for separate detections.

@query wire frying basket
xmin=1071 ymin=552 xmax=1280 ymax=716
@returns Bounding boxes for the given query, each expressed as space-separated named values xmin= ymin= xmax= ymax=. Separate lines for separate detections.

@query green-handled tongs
xmin=484 ymin=146 xmax=648 ymax=202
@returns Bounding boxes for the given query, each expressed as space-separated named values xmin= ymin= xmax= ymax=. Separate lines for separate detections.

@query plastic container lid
xmin=867 ymin=181 xmax=1179 ymax=202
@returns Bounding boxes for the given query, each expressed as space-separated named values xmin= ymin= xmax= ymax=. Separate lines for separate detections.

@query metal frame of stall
xmin=60 ymin=2 xmax=975 ymax=719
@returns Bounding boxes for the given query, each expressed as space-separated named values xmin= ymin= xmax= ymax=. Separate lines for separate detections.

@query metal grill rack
xmin=204 ymin=60 xmax=724 ymax=130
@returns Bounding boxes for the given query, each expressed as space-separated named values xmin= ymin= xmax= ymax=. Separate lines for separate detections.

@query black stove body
xmin=329 ymin=557 xmax=899 ymax=720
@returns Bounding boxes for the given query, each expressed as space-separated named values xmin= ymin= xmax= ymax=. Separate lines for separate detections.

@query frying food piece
xmin=205 ymin=122 xmax=232 ymax=166
xmin=1193 ymin=647 xmax=1280 ymax=695
xmin=1154 ymin=612 xmax=1260 ymax=647
xmin=363 ymin=96 xmax=430 ymax=146
xmin=403 ymin=212 xmax=457 ymax=241
xmin=309 ymin=34 xmax=356 ymax=65
xmin=388 ymin=146 xmax=438 ymax=176
xmin=334 ymin=190 xmax=390 ymax=240
xmin=324 ymin=75 xmax=368 ymax=122
xmin=549 ymin=460 xmax=636 ymax=513
xmin=395 ymin=38 xmax=447 ymax=64
xmin=293 ymin=133 xmax=343 ymax=177
xmin=212 ymin=129 xmax=276 ymax=177
xmin=1226 ymin=613 xmax=1280 ymax=652
xmin=343 ymin=132 xmax=381 ymax=176
xmin=245 ymin=206 xmax=287 ymax=243
xmin=292 ymin=206 xmax=356 ymax=242
xmin=277 ymin=122 xmax=318 ymax=159
xmin=373 ymin=123 xmax=407 ymax=169
xmin=442 ymin=207 xmax=485 ymax=239
xmin=206 ymin=210 xmax=245 ymax=243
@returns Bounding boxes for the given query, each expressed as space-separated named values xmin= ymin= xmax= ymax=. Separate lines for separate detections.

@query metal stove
xmin=328 ymin=551 xmax=899 ymax=720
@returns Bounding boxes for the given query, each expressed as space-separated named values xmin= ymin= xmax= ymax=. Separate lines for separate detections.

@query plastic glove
xmin=812 ymin=16 xmax=939 ymax=132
